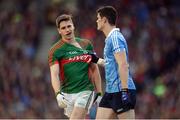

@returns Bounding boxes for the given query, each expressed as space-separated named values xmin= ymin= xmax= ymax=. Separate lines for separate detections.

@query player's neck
xmin=62 ymin=37 xmax=81 ymax=48
xmin=103 ymin=25 xmax=116 ymax=37
xmin=62 ymin=37 xmax=76 ymax=44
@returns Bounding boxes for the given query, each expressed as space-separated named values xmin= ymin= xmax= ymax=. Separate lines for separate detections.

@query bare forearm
xmin=50 ymin=64 xmax=61 ymax=94
xmin=91 ymin=64 xmax=102 ymax=93
xmin=119 ymin=64 xmax=129 ymax=89
xmin=51 ymin=75 xmax=60 ymax=94
xmin=94 ymin=68 xmax=102 ymax=93
xmin=114 ymin=52 xmax=129 ymax=89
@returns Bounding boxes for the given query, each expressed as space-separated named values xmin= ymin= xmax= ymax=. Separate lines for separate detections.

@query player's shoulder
xmin=109 ymin=30 xmax=125 ymax=43
xmin=48 ymin=40 xmax=64 ymax=55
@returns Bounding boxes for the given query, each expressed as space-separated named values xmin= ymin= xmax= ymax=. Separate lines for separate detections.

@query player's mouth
xmin=66 ymin=32 xmax=72 ymax=36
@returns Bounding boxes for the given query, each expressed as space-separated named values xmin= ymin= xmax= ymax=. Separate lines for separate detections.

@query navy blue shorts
xmin=99 ymin=90 xmax=136 ymax=114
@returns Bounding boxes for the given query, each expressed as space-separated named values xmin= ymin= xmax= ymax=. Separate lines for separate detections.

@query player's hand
xmin=56 ymin=92 xmax=68 ymax=108
xmin=120 ymin=88 xmax=131 ymax=113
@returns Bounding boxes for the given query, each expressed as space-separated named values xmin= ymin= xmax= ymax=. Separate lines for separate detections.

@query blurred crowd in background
xmin=0 ymin=0 xmax=179 ymax=119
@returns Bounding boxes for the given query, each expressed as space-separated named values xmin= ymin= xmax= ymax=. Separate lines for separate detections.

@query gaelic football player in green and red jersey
xmin=48 ymin=14 xmax=102 ymax=119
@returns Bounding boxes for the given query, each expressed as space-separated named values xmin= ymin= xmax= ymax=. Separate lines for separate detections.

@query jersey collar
xmin=105 ymin=28 xmax=120 ymax=41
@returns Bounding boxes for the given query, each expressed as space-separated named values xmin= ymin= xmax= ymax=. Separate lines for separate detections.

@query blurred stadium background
xmin=0 ymin=0 xmax=179 ymax=119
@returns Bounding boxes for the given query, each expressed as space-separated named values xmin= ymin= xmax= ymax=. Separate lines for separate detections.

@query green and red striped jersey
xmin=48 ymin=37 xmax=94 ymax=93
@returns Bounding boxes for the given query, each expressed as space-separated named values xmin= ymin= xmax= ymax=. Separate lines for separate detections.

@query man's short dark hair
xmin=56 ymin=14 xmax=73 ymax=28
xmin=96 ymin=6 xmax=117 ymax=25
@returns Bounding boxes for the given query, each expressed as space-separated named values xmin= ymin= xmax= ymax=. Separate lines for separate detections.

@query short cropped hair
xmin=56 ymin=14 xmax=73 ymax=28
xmin=96 ymin=6 xmax=117 ymax=25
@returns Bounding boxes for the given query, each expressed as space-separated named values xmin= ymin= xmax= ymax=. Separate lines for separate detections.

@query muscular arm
xmin=89 ymin=63 xmax=102 ymax=94
xmin=50 ymin=64 xmax=61 ymax=94
xmin=114 ymin=51 xmax=129 ymax=89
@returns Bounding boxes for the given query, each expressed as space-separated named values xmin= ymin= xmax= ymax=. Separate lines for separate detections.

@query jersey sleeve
xmin=110 ymin=31 xmax=126 ymax=54
xmin=48 ymin=49 xmax=59 ymax=66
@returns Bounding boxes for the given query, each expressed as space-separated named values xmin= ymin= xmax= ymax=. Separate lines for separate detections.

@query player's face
xmin=58 ymin=20 xmax=75 ymax=40
xmin=96 ymin=13 xmax=104 ymax=31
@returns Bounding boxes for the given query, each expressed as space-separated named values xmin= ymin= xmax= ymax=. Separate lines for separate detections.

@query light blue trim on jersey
xmin=104 ymin=28 xmax=136 ymax=93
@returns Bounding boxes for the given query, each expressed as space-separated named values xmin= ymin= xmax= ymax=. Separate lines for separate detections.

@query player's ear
xmin=102 ymin=17 xmax=107 ymax=23
xmin=73 ymin=26 xmax=75 ymax=30
xmin=72 ymin=23 xmax=75 ymax=30
xmin=57 ymin=28 xmax=61 ymax=34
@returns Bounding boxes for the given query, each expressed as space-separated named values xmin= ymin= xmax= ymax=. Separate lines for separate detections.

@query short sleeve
xmin=110 ymin=32 xmax=126 ymax=54
xmin=48 ymin=49 xmax=59 ymax=66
